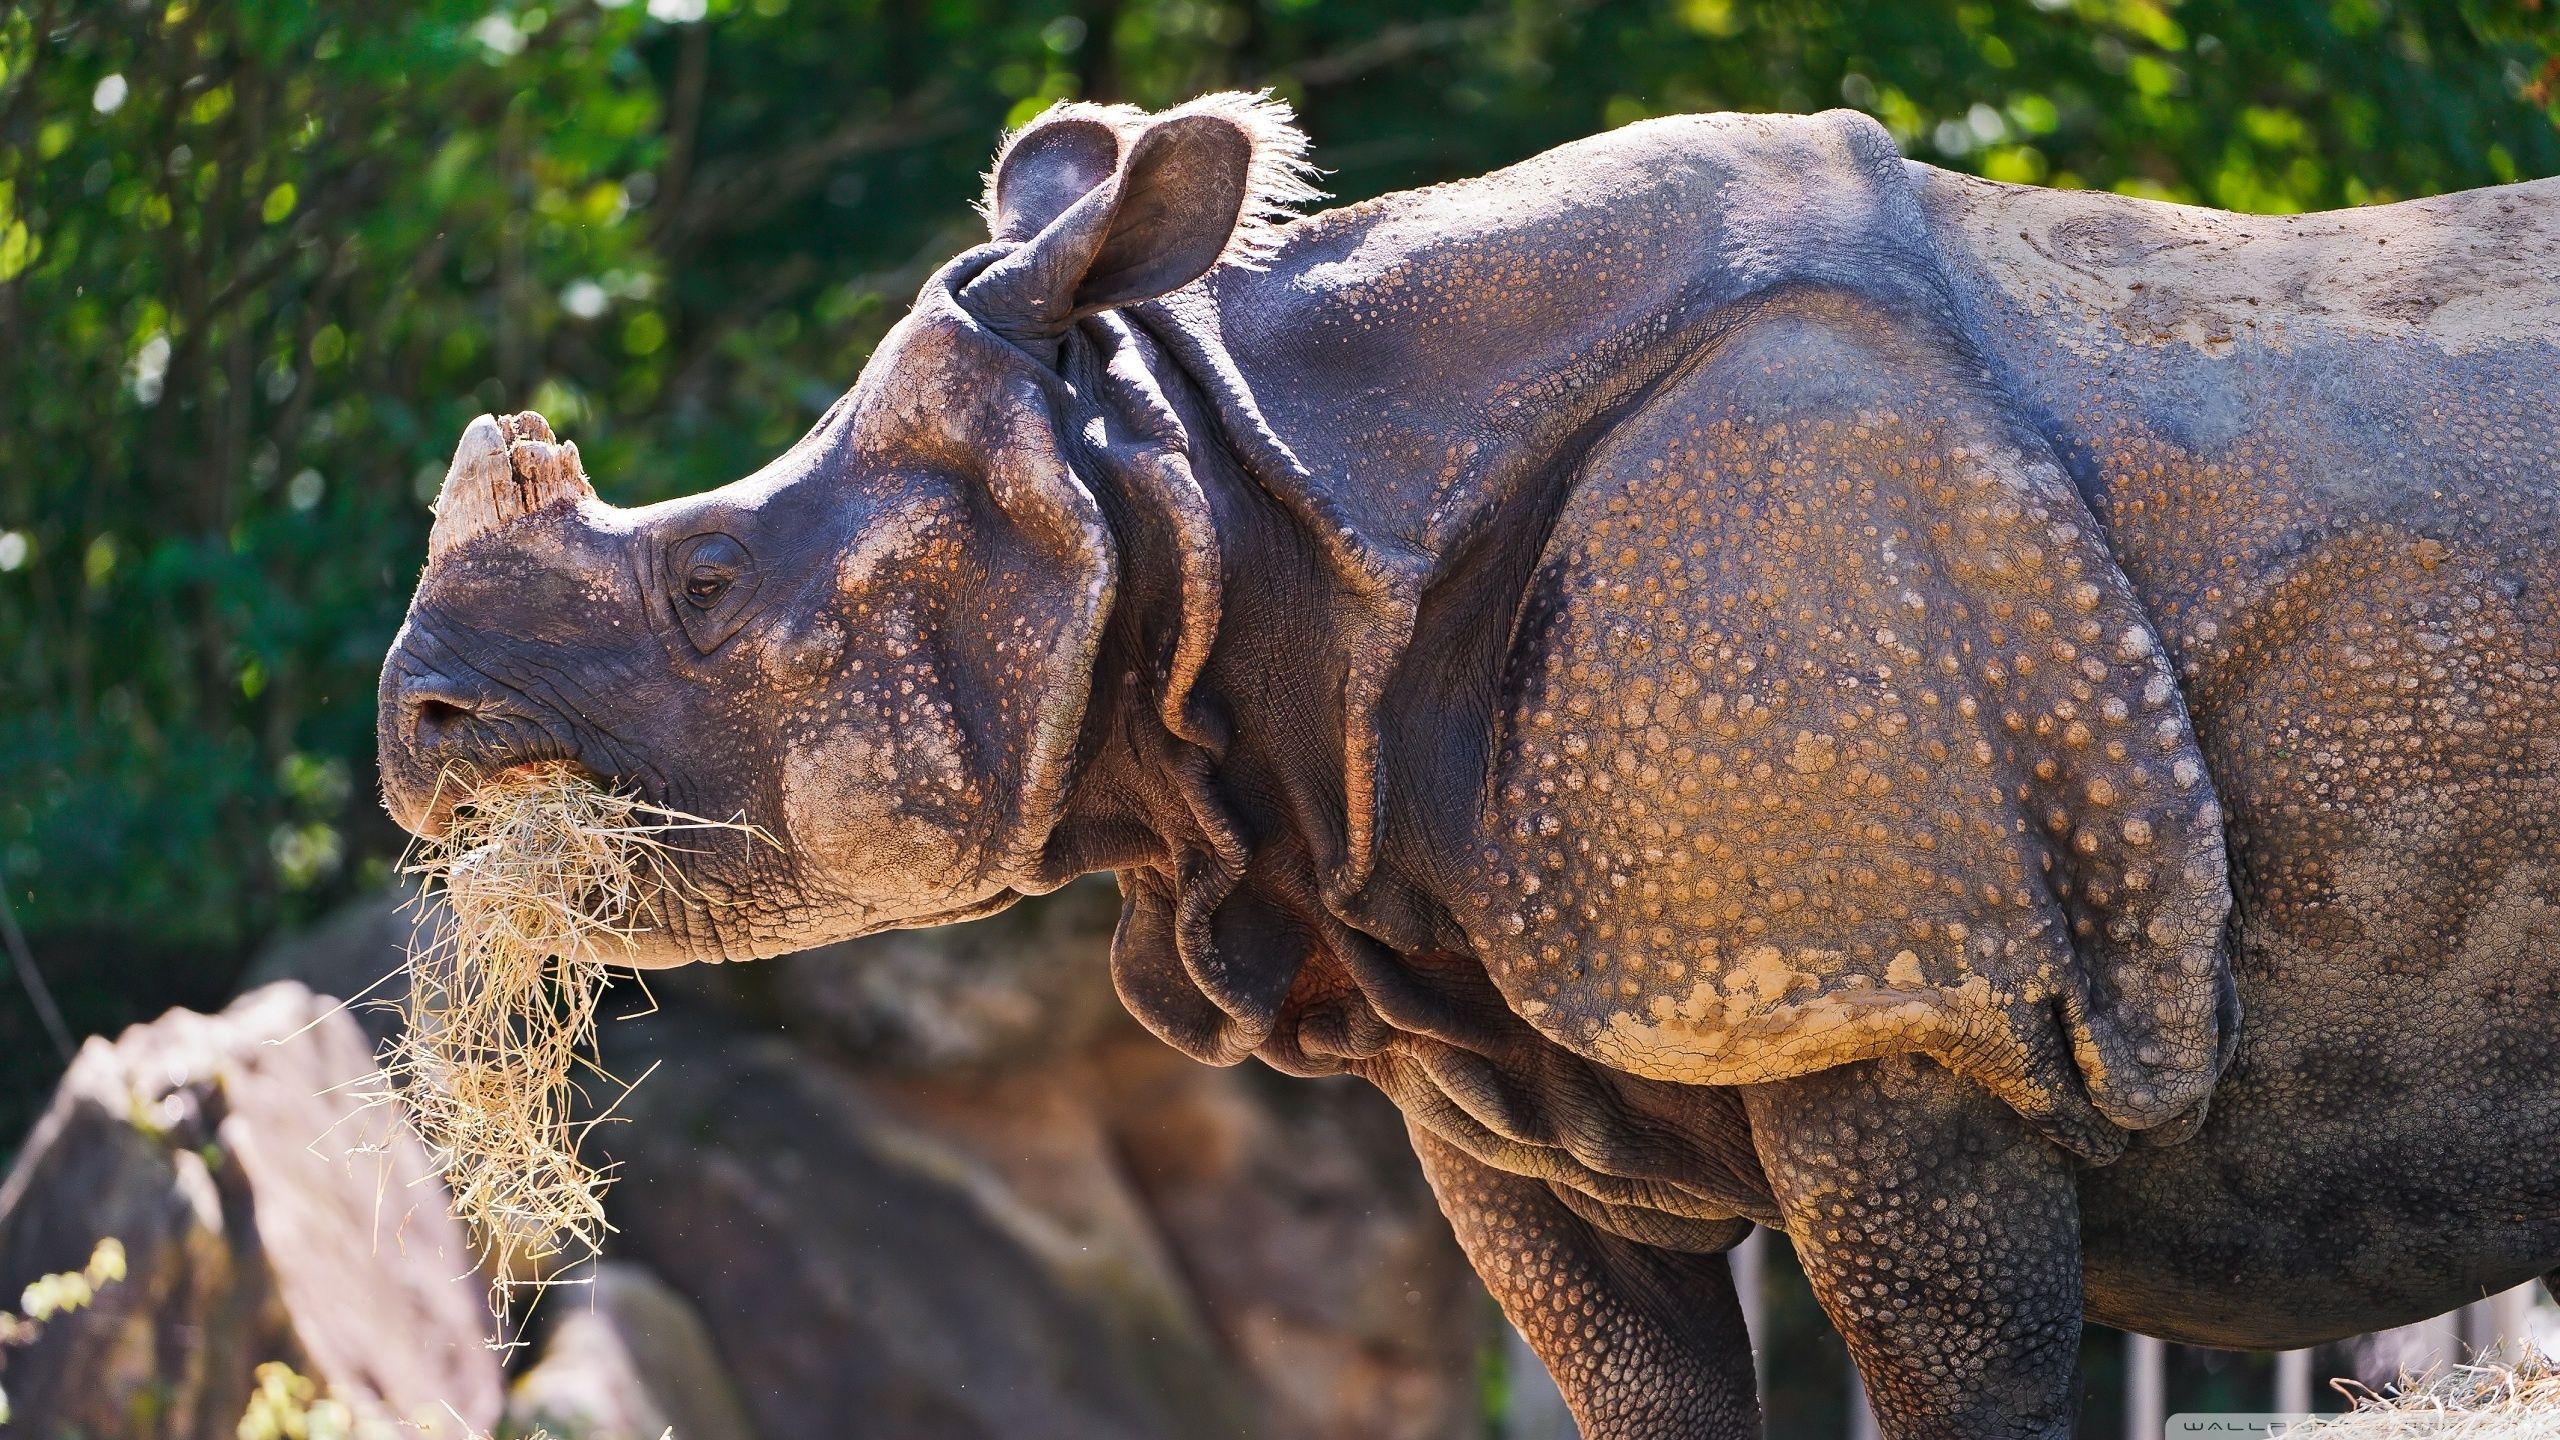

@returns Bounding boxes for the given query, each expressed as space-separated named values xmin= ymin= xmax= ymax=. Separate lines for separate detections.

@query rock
xmin=0 ymin=982 xmax=500 ymax=1439
xmin=597 ymin=1008 xmax=1264 ymax=1440
xmin=505 ymin=1261 xmax=757 ymax=1440
xmin=1095 ymin=1042 xmax=1487 ymax=1440
xmin=207 ymin=884 xmax=1487 ymax=1439
xmin=657 ymin=876 xmax=1129 ymax=1071
xmin=596 ymin=997 xmax=1486 ymax=1440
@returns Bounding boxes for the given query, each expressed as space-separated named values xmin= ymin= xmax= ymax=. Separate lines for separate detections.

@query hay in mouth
xmin=379 ymin=762 xmax=740 ymax=1310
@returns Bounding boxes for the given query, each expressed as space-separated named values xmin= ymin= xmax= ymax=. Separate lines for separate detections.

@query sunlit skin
xmin=381 ymin=98 xmax=2560 ymax=1438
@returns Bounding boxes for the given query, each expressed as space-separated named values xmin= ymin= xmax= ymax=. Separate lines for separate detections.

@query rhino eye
xmin=666 ymin=531 xmax=759 ymax=652
xmin=683 ymin=563 xmax=732 ymax=608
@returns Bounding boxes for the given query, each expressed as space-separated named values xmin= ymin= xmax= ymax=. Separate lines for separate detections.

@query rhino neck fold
xmin=1022 ymin=285 xmax=1780 ymax=1229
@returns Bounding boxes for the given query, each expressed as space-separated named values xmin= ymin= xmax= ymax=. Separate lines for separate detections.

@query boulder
xmin=596 ymin=997 xmax=1485 ymax=1440
xmin=596 ymin=1008 xmax=1262 ymax=1440
xmin=656 ymin=876 xmax=1130 ymax=1070
xmin=505 ymin=1261 xmax=757 ymax=1440
xmin=173 ymin=883 xmax=1485 ymax=1440
xmin=1094 ymin=1041 xmax=1486 ymax=1440
xmin=0 ymin=982 xmax=500 ymax=1439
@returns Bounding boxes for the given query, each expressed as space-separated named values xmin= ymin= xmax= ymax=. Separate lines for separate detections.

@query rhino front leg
xmin=1744 ymin=1055 xmax=2083 ymax=1440
xmin=1408 ymin=1125 xmax=1761 ymax=1439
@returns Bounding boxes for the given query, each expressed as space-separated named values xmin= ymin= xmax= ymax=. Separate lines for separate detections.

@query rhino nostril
xmin=407 ymin=691 xmax=476 ymax=738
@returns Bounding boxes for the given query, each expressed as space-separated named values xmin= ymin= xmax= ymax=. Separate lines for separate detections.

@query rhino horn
xmin=426 ymin=410 xmax=595 ymax=561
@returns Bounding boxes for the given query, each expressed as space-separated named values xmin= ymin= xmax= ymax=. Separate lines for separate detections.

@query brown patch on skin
xmin=777 ymin=704 xmax=983 ymax=910
xmin=1920 ymin=170 xmax=2560 ymax=359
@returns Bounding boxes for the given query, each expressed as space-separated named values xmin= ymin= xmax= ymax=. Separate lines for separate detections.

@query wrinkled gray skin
xmin=380 ymin=98 xmax=2560 ymax=1438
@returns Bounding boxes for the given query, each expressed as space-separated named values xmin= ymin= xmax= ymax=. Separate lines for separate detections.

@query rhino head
xmin=377 ymin=94 xmax=1308 ymax=966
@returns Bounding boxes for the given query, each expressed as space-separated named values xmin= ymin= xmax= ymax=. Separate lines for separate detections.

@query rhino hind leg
xmin=1745 ymin=1054 xmax=2084 ymax=1440
xmin=1408 ymin=1124 xmax=1760 ymax=1440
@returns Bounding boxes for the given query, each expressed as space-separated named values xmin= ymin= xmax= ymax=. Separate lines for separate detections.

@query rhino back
xmin=1912 ymin=168 xmax=2560 ymax=643
xmin=1193 ymin=109 xmax=1938 ymax=556
xmin=1918 ymin=169 xmax=2560 ymax=1337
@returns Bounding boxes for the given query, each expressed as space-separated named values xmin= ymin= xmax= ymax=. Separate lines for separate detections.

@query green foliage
xmin=0 ymin=0 xmax=2552 ymax=1056
xmin=4 ymin=1234 xmax=125 ymax=1332
xmin=0 ymin=1236 xmax=128 ymax=1423
xmin=236 ymin=1360 xmax=372 ymax=1440
xmin=0 ymin=0 xmax=661 ymax=958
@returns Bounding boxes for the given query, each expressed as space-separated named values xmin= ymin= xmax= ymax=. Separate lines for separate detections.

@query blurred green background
xmin=20 ymin=0 xmax=2560 ymax=999
xmin=5 ymin=0 xmax=2560 ymax=1086
xmin=2 ymin=0 xmax=2557 ymax=1194
xmin=0 ymin=0 xmax=2539 ymax=1142
xmin=2 ymin=2 xmax=2556 ymax=1433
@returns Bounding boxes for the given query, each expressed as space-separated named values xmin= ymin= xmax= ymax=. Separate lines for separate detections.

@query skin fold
xmin=378 ymin=96 xmax=2560 ymax=1438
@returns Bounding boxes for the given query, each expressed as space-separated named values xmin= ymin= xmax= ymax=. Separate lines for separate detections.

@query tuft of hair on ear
xmin=977 ymin=97 xmax=1150 ymax=232
xmin=1157 ymin=90 xmax=1324 ymax=267
xmin=977 ymin=89 xmax=1325 ymax=273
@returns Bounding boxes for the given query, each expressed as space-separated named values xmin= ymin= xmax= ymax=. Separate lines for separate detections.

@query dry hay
xmin=2288 ymin=1355 xmax=2560 ymax=1438
xmin=376 ymin=763 xmax=743 ymax=1311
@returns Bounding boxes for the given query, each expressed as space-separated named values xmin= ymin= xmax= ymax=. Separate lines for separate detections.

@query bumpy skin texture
xmin=1748 ymin=1057 xmax=2085 ymax=1439
xmin=1474 ymin=287 xmax=2231 ymax=1160
xmin=1410 ymin=1124 xmax=1760 ymax=1438
xmin=1913 ymin=167 xmax=2560 ymax=1349
xmin=379 ymin=100 xmax=2560 ymax=1438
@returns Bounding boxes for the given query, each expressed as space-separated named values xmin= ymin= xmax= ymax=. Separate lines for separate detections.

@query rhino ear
xmin=981 ymin=111 xmax=1123 ymax=243
xmin=963 ymin=92 xmax=1317 ymax=340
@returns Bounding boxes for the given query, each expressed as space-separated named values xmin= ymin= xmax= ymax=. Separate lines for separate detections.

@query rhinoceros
xmin=379 ymin=93 xmax=2560 ymax=1437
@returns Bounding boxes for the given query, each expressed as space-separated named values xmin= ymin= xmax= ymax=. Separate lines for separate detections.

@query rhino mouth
xmin=611 ymin=840 xmax=1028 ymax=968
xmin=395 ymin=753 xmax=602 ymax=843
xmin=399 ymin=750 xmax=1034 ymax=969
xmin=400 ymin=758 xmax=762 ymax=969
